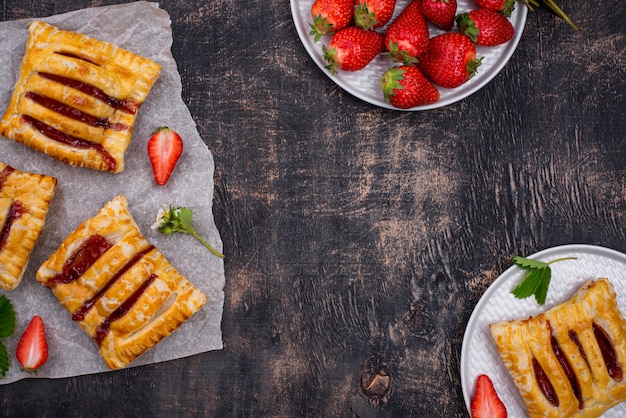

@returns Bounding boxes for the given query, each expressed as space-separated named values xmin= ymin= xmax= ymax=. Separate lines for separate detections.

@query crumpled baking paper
xmin=0 ymin=1 xmax=224 ymax=384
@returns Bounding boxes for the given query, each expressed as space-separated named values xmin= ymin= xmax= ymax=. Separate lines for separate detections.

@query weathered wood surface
xmin=1 ymin=0 xmax=625 ymax=417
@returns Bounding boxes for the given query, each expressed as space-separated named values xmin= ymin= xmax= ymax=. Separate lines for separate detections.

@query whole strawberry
xmin=474 ymin=0 xmax=515 ymax=17
xmin=323 ymin=26 xmax=384 ymax=74
xmin=309 ymin=0 xmax=354 ymax=42
xmin=354 ymin=0 xmax=397 ymax=30
xmin=417 ymin=32 xmax=482 ymax=88
xmin=16 ymin=316 xmax=48 ymax=373
xmin=456 ymin=8 xmax=515 ymax=47
xmin=380 ymin=65 xmax=440 ymax=109
xmin=384 ymin=0 xmax=430 ymax=64
xmin=147 ymin=126 xmax=184 ymax=186
xmin=419 ymin=0 xmax=457 ymax=31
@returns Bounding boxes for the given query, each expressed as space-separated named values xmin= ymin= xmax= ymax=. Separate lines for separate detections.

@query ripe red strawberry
xmin=354 ymin=0 xmax=397 ymax=30
xmin=456 ymin=8 xmax=515 ymax=47
xmin=419 ymin=0 xmax=457 ymax=31
xmin=309 ymin=0 xmax=354 ymax=42
xmin=323 ymin=27 xmax=384 ymax=74
xmin=147 ymin=126 xmax=183 ymax=186
xmin=384 ymin=0 xmax=430 ymax=64
xmin=474 ymin=0 xmax=515 ymax=17
xmin=380 ymin=65 xmax=440 ymax=109
xmin=416 ymin=32 xmax=482 ymax=88
xmin=471 ymin=374 xmax=507 ymax=418
xmin=16 ymin=316 xmax=48 ymax=373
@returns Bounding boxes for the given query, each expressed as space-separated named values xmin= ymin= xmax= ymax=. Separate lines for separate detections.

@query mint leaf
xmin=534 ymin=267 xmax=552 ymax=305
xmin=512 ymin=256 xmax=548 ymax=270
xmin=0 ymin=295 xmax=15 ymax=338
xmin=512 ymin=268 xmax=545 ymax=299
xmin=0 ymin=343 xmax=7 ymax=378
xmin=0 ymin=295 xmax=16 ymax=378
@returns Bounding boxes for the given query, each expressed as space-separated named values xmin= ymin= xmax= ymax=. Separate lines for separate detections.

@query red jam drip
xmin=94 ymin=273 xmax=158 ymax=345
xmin=568 ymin=329 xmax=589 ymax=367
xmin=593 ymin=323 xmax=624 ymax=381
xmin=533 ymin=357 xmax=559 ymax=406
xmin=0 ymin=165 xmax=15 ymax=190
xmin=551 ymin=333 xmax=583 ymax=409
xmin=38 ymin=72 xmax=138 ymax=114
xmin=26 ymin=91 xmax=128 ymax=131
xmin=72 ymin=245 xmax=155 ymax=321
xmin=21 ymin=115 xmax=117 ymax=171
xmin=0 ymin=200 xmax=25 ymax=252
xmin=51 ymin=235 xmax=113 ymax=285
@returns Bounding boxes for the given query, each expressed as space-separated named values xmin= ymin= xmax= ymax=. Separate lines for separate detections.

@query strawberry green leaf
xmin=534 ymin=267 xmax=552 ymax=305
xmin=512 ymin=268 xmax=545 ymax=299
xmin=0 ymin=342 xmax=7 ymax=378
xmin=512 ymin=256 xmax=549 ymax=270
xmin=0 ymin=296 xmax=15 ymax=338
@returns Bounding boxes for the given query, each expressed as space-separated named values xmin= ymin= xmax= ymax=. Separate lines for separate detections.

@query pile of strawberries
xmin=309 ymin=0 xmax=516 ymax=109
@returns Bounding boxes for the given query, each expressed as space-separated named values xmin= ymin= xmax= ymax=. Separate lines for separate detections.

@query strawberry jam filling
xmin=533 ymin=357 xmax=559 ymax=407
xmin=72 ymin=245 xmax=155 ymax=321
xmin=0 ymin=200 xmax=25 ymax=252
xmin=0 ymin=165 xmax=15 ymax=190
xmin=94 ymin=273 xmax=157 ymax=345
xmin=22 ymin=115 xmax=117 ymax=171
xmin=38 ymin=72 xmax=138 ymax=114
xmin=593 ymin=323 xmax=623 ymax=381
xmin=55 ymin=51 xmax=99 ymax=66
xmin=50 ymin=235 xmax=113 ymax=285
xmin=549 ymin=326 xmax=583 ymax=409
xmin=568 ymin=329 xmax=589 ymax=367
xmin=26 ymin=92 xmax=128 ymax=131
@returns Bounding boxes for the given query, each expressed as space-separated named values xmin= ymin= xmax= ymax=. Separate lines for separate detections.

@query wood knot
xmin=359 ymin=354 xmax=393 ymax=406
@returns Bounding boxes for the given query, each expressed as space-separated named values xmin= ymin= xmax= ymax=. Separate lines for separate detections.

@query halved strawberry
xmin=16 ymin=316 xmax=48 ymax=373
xmin=147 ymin=126 xmax=183 ymax=186
xmin=471 ymin=374 xmax=507 ymax=418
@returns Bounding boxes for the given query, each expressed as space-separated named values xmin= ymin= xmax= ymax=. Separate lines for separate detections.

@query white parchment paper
xmin=0 ymin=2 xmax=225 ymax=384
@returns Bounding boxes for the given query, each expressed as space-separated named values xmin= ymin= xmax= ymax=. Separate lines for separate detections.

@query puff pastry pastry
xmin=37 ymin=195 xmax=206 ymax=370
xmin=0 ymin=162 xmax=57 ymax=290
xmin=490 ymin=279 xmax=626 ymax=418
xmin=0 ymin=21 xmax=162 ymax=172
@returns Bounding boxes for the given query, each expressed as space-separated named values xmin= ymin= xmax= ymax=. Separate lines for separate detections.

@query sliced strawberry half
xmin=147 ymin=126 xmax=183 ymax=186
xmin=471 ymin=374 xmax=507 ymax=418
xmin=16 ymin=315 xmax=48 ymax=373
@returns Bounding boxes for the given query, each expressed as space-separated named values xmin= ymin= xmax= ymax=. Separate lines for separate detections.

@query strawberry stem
xmin=546 ymin=256 xmax=577 ymax=265
xmin=189 ymin=229 xmax=225 ymax=259
xmin=521 ymin=0 xmax=580 ymax=30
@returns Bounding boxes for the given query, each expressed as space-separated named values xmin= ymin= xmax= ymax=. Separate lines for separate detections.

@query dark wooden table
xmin=1 ymin=0 xmax=624 ymax=416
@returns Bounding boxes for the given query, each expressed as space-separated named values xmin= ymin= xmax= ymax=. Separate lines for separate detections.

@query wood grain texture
xmin=1 ymin=0 xmax=625 ymax=417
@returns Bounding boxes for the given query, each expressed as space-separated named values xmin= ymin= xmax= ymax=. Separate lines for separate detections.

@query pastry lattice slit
xmin=37 ymin=195 xmax=206 ymax=370
xmin=490 ymin=279 xmax=626 ymax=417
xmin=0 ymin=161 xmax=57 ymax=291
xmin=0 ymin=21 xmax=161 ymax=172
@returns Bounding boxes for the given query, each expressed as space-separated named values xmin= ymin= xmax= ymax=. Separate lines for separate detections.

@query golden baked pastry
xmin=0 ymin=21 xmax=162 ymax=172
xmin=0 ymin=162 xmax=57 ymax=290
xmin=37 ymin=195 xmax=206 ymax=370
xmin=490 ymin=278 xmax=626 ymax=417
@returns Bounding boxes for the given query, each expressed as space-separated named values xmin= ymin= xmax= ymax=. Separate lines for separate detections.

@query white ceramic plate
xmin=460 ymin=244 xmax=626 ymax=417
xmin=290 ymin=0 xmax=527 ymax=110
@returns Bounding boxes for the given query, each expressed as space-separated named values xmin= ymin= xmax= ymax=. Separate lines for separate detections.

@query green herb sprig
xmin=152 ymin=205 xmax=224 ymax=259
xmin=0 ymin=295 xmax=16 ymax=378
xmin=511 ymin=255 xmax=576 ymax=305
